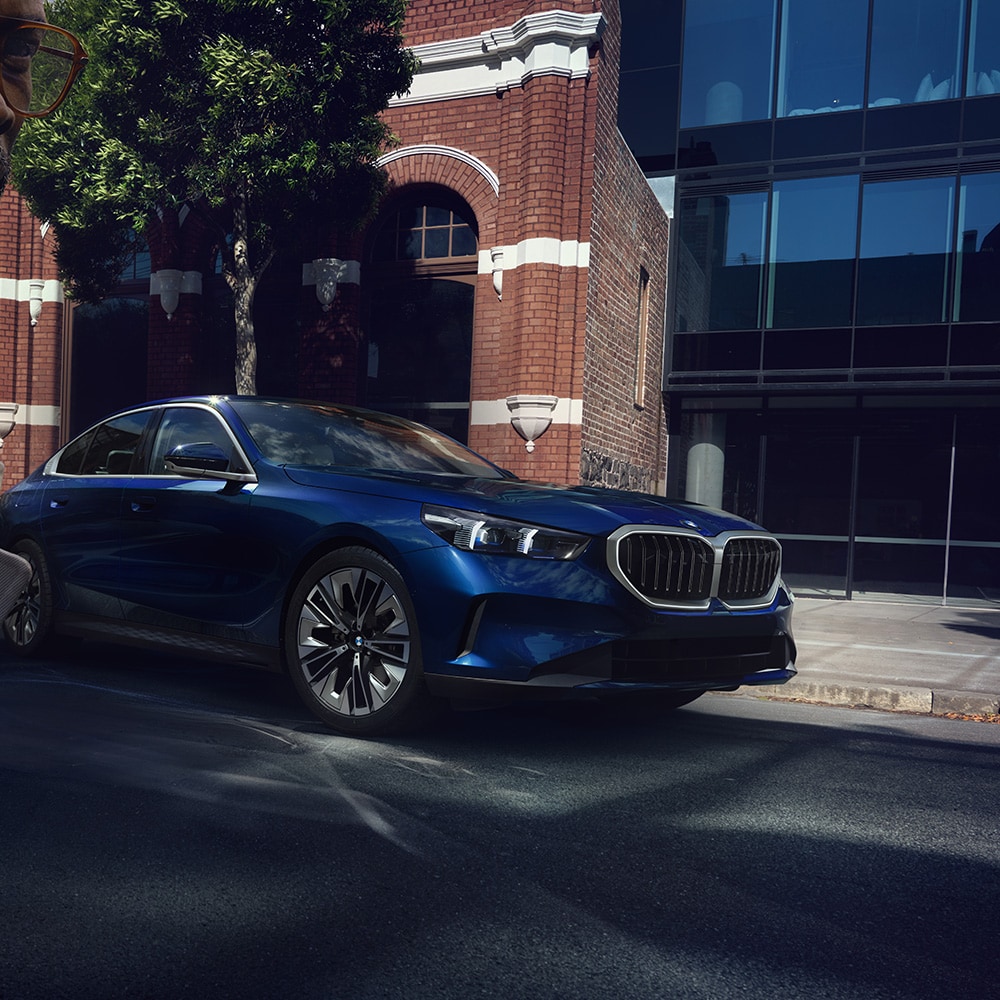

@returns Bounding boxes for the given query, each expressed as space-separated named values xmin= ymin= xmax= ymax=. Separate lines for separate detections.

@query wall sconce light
xmin=153 ymin=269 xmax=183 ymax=318
xmin=28 ymin=280 xmax=45 ymax=326
xmin=490 ymin=247 xmax=504 ymax=300
xmin=506 ymin=394 xmax=559 ymax=452
xmin=150 ymin=270 xmax=202 ymax=319
xmin=0 ymin=401 xmax=17 ymax=441
xmin=304 ymin=258 xmax=361 ymax=311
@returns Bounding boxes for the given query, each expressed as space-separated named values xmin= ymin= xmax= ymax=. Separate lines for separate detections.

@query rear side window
xmin=56 ymin=411 xmax=154 ymax=476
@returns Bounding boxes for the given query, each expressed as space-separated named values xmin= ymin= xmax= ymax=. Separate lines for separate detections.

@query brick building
xmin=0 ymin=0 xmax=669 ymax=494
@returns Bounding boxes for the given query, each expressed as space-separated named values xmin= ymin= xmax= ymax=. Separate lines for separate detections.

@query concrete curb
xmin=716 ymin=680 xmax=1000 ymax=717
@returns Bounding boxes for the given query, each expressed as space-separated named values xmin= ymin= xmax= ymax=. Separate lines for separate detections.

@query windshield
xmin=229 ymin=399 xmax=508 ymax=479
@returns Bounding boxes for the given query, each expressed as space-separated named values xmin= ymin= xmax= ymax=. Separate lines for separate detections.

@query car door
xmin=38 ymin=409 xmax=157 ymax=618
xmin=118 ymin=403 xmax=279 ymax=638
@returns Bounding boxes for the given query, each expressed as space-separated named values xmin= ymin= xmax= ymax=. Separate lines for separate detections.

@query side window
xmin=55 ymin=428 xmax=97 ymax=475
xmin=151 ymin=407 xmax=238 ymax=475
xmin=75 ymin=411 xmax=154 ymax=476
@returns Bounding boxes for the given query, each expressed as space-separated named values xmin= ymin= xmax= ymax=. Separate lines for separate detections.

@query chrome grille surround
xmin=607 ymin=527 xmax=783 ymax=611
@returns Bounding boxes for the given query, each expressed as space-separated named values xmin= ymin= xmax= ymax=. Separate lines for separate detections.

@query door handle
xmin=130 ymin=497 xmax=156 ymax=513
xmin=48 ymin=496 xmax=69 ymax=509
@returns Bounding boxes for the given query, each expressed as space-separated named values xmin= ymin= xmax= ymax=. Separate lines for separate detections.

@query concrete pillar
xmin=686 ymin=412 xmax=726 ymax=508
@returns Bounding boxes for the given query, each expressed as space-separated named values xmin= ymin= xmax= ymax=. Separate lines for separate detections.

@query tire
xmin=283 ymin=547 xmax=434 ymax=735
xmin=2 ymin=538 xmax=55 ymax=656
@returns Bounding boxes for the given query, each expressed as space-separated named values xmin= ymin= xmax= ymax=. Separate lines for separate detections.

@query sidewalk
xmin=730 ymin=596 xmax=1000 ymax=717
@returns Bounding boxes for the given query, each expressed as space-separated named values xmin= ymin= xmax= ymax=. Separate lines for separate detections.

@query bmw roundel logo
xmin=681 ymin=519 xmax=699 ymax=529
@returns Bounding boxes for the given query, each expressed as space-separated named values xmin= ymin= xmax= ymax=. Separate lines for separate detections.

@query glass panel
xmin=853 ymin=409 xmax=952 ymax=599
xmin=397 ymin=206 xmax=422 ymax=228
xmin=853 ymin=541 xmax=946 ymax=598
xmin=767 ymin=175 xmax=858 ymax=328
xmin=619 ymin=0 xmax=683 ymax=70
xmin=950 ymin=409 xmax=1000 ymax=542
xmin=680 ymin=0 xmax=777 ymax=127
xmin=857 ymin=176 xmax=954 ymax=325
xmin=618 ymin=67 xmax=679 ymax=165
xmin=451 ymin=224 xmax=477 ymax=257
xmin=777 ymin=0 xmax=868 ymax=118
xmin=677 ymin=409 xmax=762 ymax=519
xmin=948 ymin=408 xmax=1000 ymax=605
xmin=779 ymin=539 xmax=850 ymax=597
xmin=397 ymin=228 xmax=422 ymax=260
xmin=955 ymin=171 xmax=1000 ymax=321
xmin=869 ymin=0 xmax=966 ymax=108
xmin=674 ymin=191 xmax=767 ymax=332
xmin=966 ymin=0 xmax=1000 ymax=95
xmin=856 ymin=411 xmax=951 ymax=540
xmin=761 ymin=411 xmax=854 ymax=596
xmin=425 ymin=206 xmax=450 ymax=227
xmin=424 ymin=228 xmax=450 ymax=259
xmin=366 ymin=278 xmax=474 ymax=443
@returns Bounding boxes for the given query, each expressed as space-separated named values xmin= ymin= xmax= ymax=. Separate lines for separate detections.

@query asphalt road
xmin=1 ymin=645 xmax=998 ymax=1000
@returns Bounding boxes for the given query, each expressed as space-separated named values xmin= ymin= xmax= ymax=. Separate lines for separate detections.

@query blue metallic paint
xmin=0 ymin=396 xmax=796 ymax=714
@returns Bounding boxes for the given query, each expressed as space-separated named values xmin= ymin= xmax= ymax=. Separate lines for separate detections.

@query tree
xmin=14 ymin=0 xmax=416 ymax=394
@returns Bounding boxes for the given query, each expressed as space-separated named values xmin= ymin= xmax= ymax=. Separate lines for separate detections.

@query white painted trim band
xmin=4 ymin=404 xmax=60 ymax=427
xmin=301 ymin=259 xmax=361 ymax=286
xmin=471 ymin=397 xmax=583 ymax=426
xmin=392 ymin=9 xmax=605 ymax=106
xmin=479 ymin=239 xmax=590 ymax=273
xmin=0 ymin=278 xmax=64 ymax=304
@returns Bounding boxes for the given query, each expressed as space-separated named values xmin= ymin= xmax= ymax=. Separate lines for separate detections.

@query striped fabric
xmin=0 ymin=549 xmax=31 ymax=619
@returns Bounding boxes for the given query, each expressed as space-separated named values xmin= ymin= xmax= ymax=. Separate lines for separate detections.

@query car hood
xmin=280 ymin=467 xmax=766 ymax=538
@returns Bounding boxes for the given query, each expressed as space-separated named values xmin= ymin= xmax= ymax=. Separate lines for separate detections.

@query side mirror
xmin=164 ymin=442 xmax=255 ymax=483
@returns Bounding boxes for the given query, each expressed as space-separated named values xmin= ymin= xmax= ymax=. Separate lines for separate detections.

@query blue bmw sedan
xmin=0 ymin=397 xmax=796 ymax=734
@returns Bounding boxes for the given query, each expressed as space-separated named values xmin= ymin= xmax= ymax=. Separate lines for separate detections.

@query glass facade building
xmin=620 ymin=0 xmax=1000 ymax=604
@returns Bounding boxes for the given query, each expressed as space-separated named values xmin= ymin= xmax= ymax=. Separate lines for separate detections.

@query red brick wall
xmin=0 ymin=187 xmax=65 ymax=488
xmin=582 ymin=0 xmax=670 ymax=492
xmin=1 ymin=0 xmax=671 ymax=496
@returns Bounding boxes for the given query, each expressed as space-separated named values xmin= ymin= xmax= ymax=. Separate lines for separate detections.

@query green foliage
xmin=14 ymin=0 xmax=416 ymax=363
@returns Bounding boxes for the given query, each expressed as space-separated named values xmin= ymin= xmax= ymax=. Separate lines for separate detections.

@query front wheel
xmin=2 ymin=538 xmax=55 ymax=656
xmin=283 ymin=547 xmax=434 ymax=735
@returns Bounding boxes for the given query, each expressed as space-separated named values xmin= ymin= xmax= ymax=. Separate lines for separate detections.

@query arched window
xmin=371 ymin=202 xmax=478 ymax=264
xmin=364 ymin=191 xmax=479 ymax=443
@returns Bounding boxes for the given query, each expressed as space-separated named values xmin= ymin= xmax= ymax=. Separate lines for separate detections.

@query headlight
xmin=421 ymin=504 xmax=590 ymax=560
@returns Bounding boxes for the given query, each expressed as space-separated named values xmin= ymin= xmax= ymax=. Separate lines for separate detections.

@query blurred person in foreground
xmin=0 ymin=2 xmax=87 ymax=618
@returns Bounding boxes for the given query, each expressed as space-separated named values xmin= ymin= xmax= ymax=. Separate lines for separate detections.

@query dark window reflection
xmin=869 ymin=0 xmax=965 ymax=108
xmin=966 ymin=0 xmax=1000 ymax=96
xmin=857 ymin=175 xmax=954 ymax=325
xmin=951 ymin=409 xmax=1000 ymax=541
xmin=675 ymin=191 xmax=767 ymax=331
xmin=618 ymin=67 xmax=678 ymax=166
xmin=767 ymin=175 xmax=858 ymax=328
xmin=777 ymin=0 xmax=868 ymax=118
xmin=762 ymin=413 xmax=854 ymax=535
xmin=956 ymin=172 xmax=1000 ymax=320
xmin=856 ymin=411 xmax=951 ymax=538
xmin=680 ymin=0 xmax=777 ymax=127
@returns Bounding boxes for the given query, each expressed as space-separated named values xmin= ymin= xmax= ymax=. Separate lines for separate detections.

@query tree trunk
xmin=227 ymin=192 xmax=274 ymax=396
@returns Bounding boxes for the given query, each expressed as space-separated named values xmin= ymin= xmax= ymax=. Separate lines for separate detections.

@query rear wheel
xmin=2 ymin=539 xmax=55 ymax=656
xmin=284 ymin=547 xmax=434 ymax=735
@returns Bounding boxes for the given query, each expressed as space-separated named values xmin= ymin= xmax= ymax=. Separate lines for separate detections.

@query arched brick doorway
xmin=362 ymin=186 xmax=478 ymax=443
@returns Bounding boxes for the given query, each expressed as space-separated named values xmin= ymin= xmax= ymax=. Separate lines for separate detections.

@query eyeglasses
xmin=0 ymin=18 xmax=88 ymax=118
